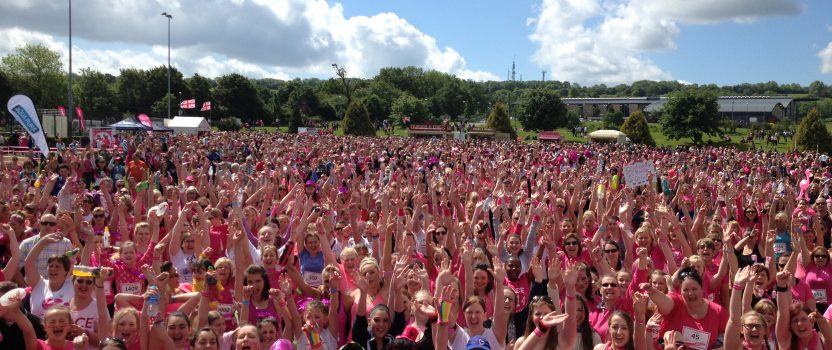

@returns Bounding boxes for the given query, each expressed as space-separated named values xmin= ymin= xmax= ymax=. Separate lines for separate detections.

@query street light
xmin=161 ymin=12 xmax=172 ymax=119
xmin=67 ymin=0 xmax=74 ymax=138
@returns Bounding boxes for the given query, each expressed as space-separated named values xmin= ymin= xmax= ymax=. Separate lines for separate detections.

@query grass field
xmin=239 ymin=120 xmax=832 ymax=153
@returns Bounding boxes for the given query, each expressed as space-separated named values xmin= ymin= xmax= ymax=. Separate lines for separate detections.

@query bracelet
xmin=438 ymin=300 xmax=453 ymax=324
xmin=775 ymin=285 xmax=789 ymax=292
xmin=241 ymin=300 xmax=250 ymax=306
xmin=329 ymin=288 xmax=339 ymax=294
xmin=565 ymin=294 xmax=576 ymax=300
xmin=732 ymin=283 xmax=744 ymax=291
xmin=534 ymin=324 xmax=549 ymax=337
xmin=95 ymin=284 xmax=104 ymax=288
xmin=278 ymin=301 xmax=287 ymax=307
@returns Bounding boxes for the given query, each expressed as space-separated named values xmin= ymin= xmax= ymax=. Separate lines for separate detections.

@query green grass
xmin=241 ymin=120 xmax=832 ymax=153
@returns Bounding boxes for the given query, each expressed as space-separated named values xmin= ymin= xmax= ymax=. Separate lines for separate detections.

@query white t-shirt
xmin=30 ymin=277 xmax=74 ymax=319
xmin=451 ymin=327 xmax=504 ymax=350
xmin=71 ymin=299 xmax=100 ymax=350
xmin=171 ymin=250 xmax=196 ymax=284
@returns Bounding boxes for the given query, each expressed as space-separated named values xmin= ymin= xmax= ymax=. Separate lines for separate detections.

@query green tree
xmin=809 ymin=80 xmax=829 ymax=98
xmin=116 ymin=68 xmax=149 ymax=115
xmin=213 ymin=73 xmax=266 ymax=122
xmin=287 ymin=85 xmax=320 ymax=117
xmin=145 ymin=66 xmax=188 ymax=115
xmin=795 ymin=108 xmax=832 ymax=153
xmin=73 ymin=68 xmax=117 ymax=121
xmin=342 ymin=100 xmax=376 ymax=136
xmin=486 ymin=102 xmax=516 ymax=139
xmin=517 ymin=89 xmax=568 ymax=131
xmin=620 ymin=110 xmax=655 ymax=146
xmin=660 ymin=89 xmax=723 ymax=144
xmin=286 ymin=106 xmax=303 ymax=134
xmin=0 ymin=44 xmax=65 ymax=108
xmin=391 ymin=94 xmax=429 ymax=125
xmin=0 ymin=70 xmax=15 ymax=118
xmin=186 ymin=74 xmax=214 ymax=110
xmin=602 ymin=109 xmax=625 ymax=130
xmin=363 ymin=94 xmax=387 ymax=123
xmin=150 ymin=94 xmax=176 ymax=119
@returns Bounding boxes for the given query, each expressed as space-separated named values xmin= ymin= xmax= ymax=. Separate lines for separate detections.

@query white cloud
xmin=0 ymin=0 xmax=497 ymax=81
xmin=529 ymin=0 xmax=804 ymax=85
xmin=820 ymin=42 xmax=832 ymax=74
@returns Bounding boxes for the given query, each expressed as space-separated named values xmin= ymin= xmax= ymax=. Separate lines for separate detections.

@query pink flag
xmin=57 ymin=106 xmax=66 ymax=117
xmin=75 ymin=106 xmax=86 ymax=130
xmin=180 ymin=99 xmax=196 ymax=109
xmin=200 ymin=101 xmax=211 ymax=111
xmin=138 ymin=114 xmax=152 ymax=127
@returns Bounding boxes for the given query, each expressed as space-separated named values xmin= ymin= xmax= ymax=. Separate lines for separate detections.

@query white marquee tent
xmin=165 ymin=116 xmax=211 ymax=135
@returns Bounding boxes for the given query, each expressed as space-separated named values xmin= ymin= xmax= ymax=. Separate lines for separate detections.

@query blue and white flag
xmin=7 ymin=95 xmax=49 ymax=157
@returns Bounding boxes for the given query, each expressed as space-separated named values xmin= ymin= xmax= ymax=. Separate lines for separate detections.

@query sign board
xmin=297 ymin=127 xmax=317 ymax=135
xmin=90 ymin=128 xmax=117 ymax=148
xmin=623 ymin=161 xmax=657 ymax=187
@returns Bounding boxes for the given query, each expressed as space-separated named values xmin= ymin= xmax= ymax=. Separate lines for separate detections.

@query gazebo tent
xmin=166 ymin=116 xmax=211 ymax=135
xmin=108 ymin=117 xmax=150 ymax=131
xmin=151 ymin=121 xmax=174 ymax=132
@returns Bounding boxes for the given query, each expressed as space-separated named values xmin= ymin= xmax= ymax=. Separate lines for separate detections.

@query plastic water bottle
xmin=146 ymin=285 xmax=160 ymax=322
xmin=103 ymin=227 xmax=111 ymax=249
xmin=155 ymin=202 xmax=168 ymax=216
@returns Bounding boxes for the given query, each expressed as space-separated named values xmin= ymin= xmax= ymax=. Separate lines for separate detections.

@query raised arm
xmin=726 ymin=267 xmax=751 ymax=350
xmin=491 ymin=257 xmax=508 ymax=345
xmin=775 ymin=270 xmax=793 ymax=350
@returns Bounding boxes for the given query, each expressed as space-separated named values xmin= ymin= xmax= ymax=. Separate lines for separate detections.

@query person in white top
xmin=24 ymin=232 xmax=75 ymax=319
xmin=68 ymin=267 xmax=112 ymax=350
xmin=169 ymin=202 xmax=209 ymax=284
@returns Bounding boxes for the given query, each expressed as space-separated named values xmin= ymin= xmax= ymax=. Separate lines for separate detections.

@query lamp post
xmin=67 ymin=0 xmax=73 ymax=138
xmin=161 ymin=12 xmax=172 ymax=119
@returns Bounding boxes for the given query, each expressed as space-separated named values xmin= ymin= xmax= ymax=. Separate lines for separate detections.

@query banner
xmin=623 ymin=161 xmax=657 ymax=188
xmin=137 ymin=114 xmax=152 ymax=127
xmin=57 ymin=106 xmax=66 ymax=117
xmin=7 ymin=95 xmax=49 ymax=157
xmin=75 ymin=106 xmax=86 ymax=130
xmin=180 ymin=99 xmax=196 ymax=109
xmin=90 ymin=128 xmax=116 ymax=148
xmin=200 ymin=101 xmax=211 ymax=111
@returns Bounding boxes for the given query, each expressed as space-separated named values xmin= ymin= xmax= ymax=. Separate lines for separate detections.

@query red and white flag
xmin=200 ymin=101 xmax=211 ymax=111
xmin=75 ymin=106 xmax=86 ymax=130
xmin=180 ymin=99 xmax=196 ymax=109
xmin=57 ymin=106 xmax=66 ymax=117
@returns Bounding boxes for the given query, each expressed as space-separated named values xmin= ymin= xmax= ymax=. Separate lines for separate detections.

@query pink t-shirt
xmin=802 ymin=263 xmax=832 ymax=304
xmin=37 ymin=340 xmax=72 ymax=350
xmin=659 ymin=293 xmax=728 ymax=350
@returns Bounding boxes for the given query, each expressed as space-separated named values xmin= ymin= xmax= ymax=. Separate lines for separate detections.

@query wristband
xmin=329 ymin=288 xmax=339 ymax=294
xmin=775 ymin=285 xmax=789 ymax=292
xmin=565 ymin=294 xmax=576 ymax=300
xmin=732 ymin=283 xmax=744 ymax=291
xmin=241 ymin=300 xmax=250 ymax=306
xmin=95 ymin=284 xmax=104 ymax=288
xmin=533 ymin=326 xmax=545 ymax=337
xmin=437 ymin=300 xmax=454 ymax=324
xmin=278 ymin=300 xmax=287 ymax=307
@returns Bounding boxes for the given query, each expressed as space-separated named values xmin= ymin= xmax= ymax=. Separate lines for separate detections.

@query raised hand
xmin=539 ymin=311 xmax=569 ymax=328
xmin=72 ymin=333 xmax=89 ymax=350
xmin=492 ymin=257 xmax=506 ymax=281
xmin=734 ymin=266 xmax=751 ymax=286
xmin=633 ymin=291 xmax=649 ymax=315
xmin=562 ymin=265 xmax=578 ymax=288
xmin=530 ymin=256 xmax=545 ymax=282
xmin=548 ymin=252 xmax=563 ymax=281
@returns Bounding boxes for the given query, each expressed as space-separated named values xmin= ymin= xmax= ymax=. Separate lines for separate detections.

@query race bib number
xmin=121 ymin=282 xmax=141 ymax=295
xmin=303 ymin=271 xmax=323 ymax=288
xmin=217 ymin=304 xmax=233 ymax=317
xmin=682 ymin=326 xmax=710 ymax=350
xmin=813 ymin=289 xmax=828 ymax=304
xmin=773 ymin=242 xmax=787 ymax=255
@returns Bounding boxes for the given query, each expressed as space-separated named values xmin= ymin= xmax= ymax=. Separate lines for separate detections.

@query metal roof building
xmin=563 ymin=96 xmax=797 ymax=123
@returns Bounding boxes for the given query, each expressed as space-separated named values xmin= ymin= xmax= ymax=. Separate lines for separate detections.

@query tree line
xmin=1 ymin=44 xmax=831 ymax=130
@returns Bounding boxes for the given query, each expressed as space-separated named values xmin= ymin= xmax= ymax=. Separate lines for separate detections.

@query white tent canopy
xmin=165 ymin=116 xmax=211 ymax=135
xmin=588 ymin=129 xmax=630 ymax=143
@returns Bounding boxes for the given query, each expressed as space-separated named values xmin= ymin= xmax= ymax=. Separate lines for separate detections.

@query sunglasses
xmin=601 ymin=282 xmax=619 ymax=288
xmin=40 ymin=221 xmax=57 ymax=226
xmin=814 ymin=255 xmax=829 ymax=259
xmin=93 ymin=213 xmax=106 ymax=218
xmin=564 ymin=241 xmax=580 ymax=246
xmin=434 ymin=230 xmax=447 ymax=236
xmin=604 ymin=249 xmax=619 ymax=253
xmin=778 ymin=263 xmax=787 ymax=269
xmin=531 ymin=295 xmax=553 ymax=303
xmin=74 ymin=279 xmax=94 ymax=285
xmin=698 ymin=245 xmax=714 ymax=250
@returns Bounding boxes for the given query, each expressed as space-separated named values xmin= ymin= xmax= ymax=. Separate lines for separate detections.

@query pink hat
xmin=269 ymin=339 xmax=293 ymax=350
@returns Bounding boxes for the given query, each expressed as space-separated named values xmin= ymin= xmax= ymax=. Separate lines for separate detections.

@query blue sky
xmin=0 ymin=0 xmax=830 ymax=86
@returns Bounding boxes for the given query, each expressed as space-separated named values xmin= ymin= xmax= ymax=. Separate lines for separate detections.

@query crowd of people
xmin=0 ymin=130 xmax=831 ymax=350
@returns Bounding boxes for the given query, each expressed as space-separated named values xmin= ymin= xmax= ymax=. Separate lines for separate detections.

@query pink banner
xmin=138 ymin=114 xmax=152 ymax=127
xmin=75 ymin=106 xmax=86 ymax=130
xmin=57 ymin=106 xmax=66 ymax=117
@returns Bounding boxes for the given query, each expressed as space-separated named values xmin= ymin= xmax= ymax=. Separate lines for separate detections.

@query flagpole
xmin=67 ymin=0 xmax=73 ymax=139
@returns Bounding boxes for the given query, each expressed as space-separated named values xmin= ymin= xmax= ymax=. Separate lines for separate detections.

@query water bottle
xmin=103 ymin=227 xmax=111 ymax=248
xmin=146 ymin=285 xmax=160 ymax=321
xmin=155 ymin=202 xmax=168 ymax=216
xmin=72 ymin=265 xmax=94 ymax=277
xmin=597 ymin=179 xmax=606 ymax=200
xmin=483 ymin=196 xmax=492 ymax=213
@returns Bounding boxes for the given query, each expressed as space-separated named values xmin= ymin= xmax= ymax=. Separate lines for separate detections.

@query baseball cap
xmin=466 ymin=336 xmax=492 ymax=350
